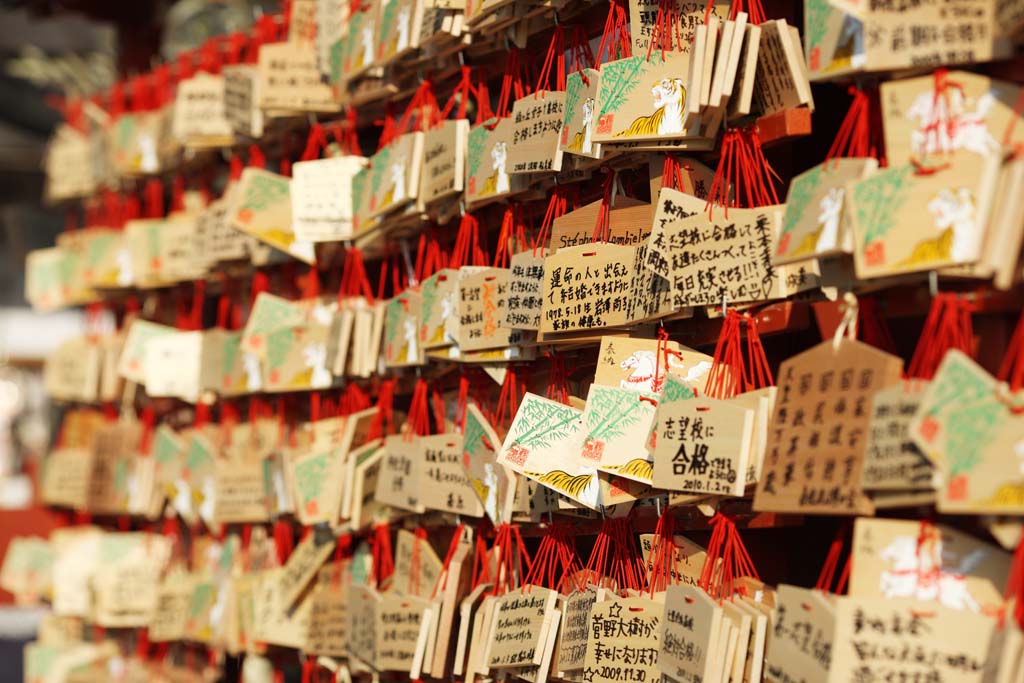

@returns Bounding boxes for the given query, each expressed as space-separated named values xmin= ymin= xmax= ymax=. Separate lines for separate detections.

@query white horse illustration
xmin=389 ymin=162 xmax=406 ymax=203
xmin=402 ymin=316 xmax=418 ymax=363
xmin=492 ymin=142 xmax=509 ymax=194
xmin=619 ymin=351 xmax=710 ymax=394
xmin=928 ymin=187 xmax=977 ymax=261
xmin=580 ymin=97 xmax=594 ymax=153
xmin=878 ymin=534 xmax=982 ymax=612
xmin=303 ymin=343 xmax=332 ymax=388
xmin=359 ymin=24 xmax=375 ymax=67
xmin=906 ymin=90 xmax=998 ymax=157
xmin=394 ymin=6 xmax=411 ymax=53
xmin=116 ymin=246 xmax=133 ymax=286
xmin=242 ymin=352 xmax=263 ymax=391
xmin=815 ymin=187 xmax=844 ymax=253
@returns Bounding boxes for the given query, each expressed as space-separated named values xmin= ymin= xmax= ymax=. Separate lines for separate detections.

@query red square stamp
xmin=581 ymin=438 xmax=604 ymax=462
xmin=506 ymin=443 xmax=530 ymax=466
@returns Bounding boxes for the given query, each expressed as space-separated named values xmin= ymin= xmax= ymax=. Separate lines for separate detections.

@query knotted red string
xmin=532 ymin=187 xmax=569 ymax=255
xmin=825 ymin=86 xmax=876 ymax=165
xmin=706 ymin=127 xmax=781 ymax=217
xmin=371 ymin=522 xmax=395 ymax=589
xmin=495 ymin=48 xmax=529 ymax=122
xmin=705 ymin=310 xmax=773 ymax=398
xmin=912 ymin=69 xmax=965 ymax=171
xmin=489 ymin=523 xmax=532 ymax=596
xmin=1005 ymin=535 xmax=1024 ymax=629
xmin=857 ymin=296 xmax=897 ymax=354
xmin=906 ymin=292 xmax=975 ymax=380
xmin=273 ymin=519 xmax=294 ymax=564
xmin=591 ymin=169 xmax=617 ymax=243
xmin=523 ymin=522 xmax=583 ymax=593
xmin=647 ymin=0 xmax=682 ymax=60
xmin=647 ymin=506 xmax=679 ymax=596
xmin=432 ymin=523 xmax=467 ymax=598
xmin=440 ymin=66 xmax=474 ymax=122
xmin=727 ymin=0 xmax=766 ymax=24
xmin=998 ymin=309 xmax=1024 ymax=393
xmin=451 ymin=212 xmax=488 ymax=268
xmin=492 ymin=367 xmax=524 ymax=435
xmin=334 ymin=106 xmax=361 ymax=156
xmin=407 ymin=379 xmax=432 ymax=440
xmin=368 ymin=378 xmax=396 ymax=442
xmin=699 ymin=512 xmax=759 ymax=602
xmin=815 ymin=523 xmax=851 ymax=595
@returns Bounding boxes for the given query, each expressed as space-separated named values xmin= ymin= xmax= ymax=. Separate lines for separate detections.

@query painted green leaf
xmin=946 ymin=400 xmax=1001 ymax=475
xmin=266 ymin=326 xmax=296 ymax=370
xmin=468 ymin=122 xmax=492 ymax=179
xmin=597 ymin=55 xmax=657 ymax=118
xmin=295 ymin=451 xmax=332 ymax=503
xmin=781 ymin=165 xmax=822 ymax=237
xmin=662 ymin=374 xmax=696 ymax=403
xmin=241 ymin=173 xmax=289 ymax=213
xmin=804 ymin=0 xmax=836 ymax=50
xmin=563 ymin=72 xmax=583 ymax=128
xmin=851 ymin=164 xmax=912 ymax=246
xmin=509 ymin=396 xmax=579 ymax=450
xmin=584 ymin=386 xmax=649 ymax=441
xmin=369 ymin=145 xmax=393 ymax=196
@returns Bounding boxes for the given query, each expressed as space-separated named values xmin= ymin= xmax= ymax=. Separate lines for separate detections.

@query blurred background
xmin=0 ymin=2 xmax=272 ymax=675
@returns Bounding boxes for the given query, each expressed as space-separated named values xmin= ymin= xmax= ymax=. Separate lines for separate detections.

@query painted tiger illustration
xmin=528 ymin=469 xmax=599 ymax=506
xmin=605 ymin=458 xmax=654 ymax=483
xmin=896 ymin=187 xmax=976 ymax=268
xmin=567 ymin=98 xmax=595 ymax=154
xmin=480 ymin=141 xmax=510 ymax=196
xmin=615 ymin=77 xmax=686 ymax=138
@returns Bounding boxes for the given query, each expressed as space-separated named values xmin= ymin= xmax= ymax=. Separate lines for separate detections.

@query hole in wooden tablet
xmin=629 ymin=606 xmax=645 ymax=612
xmin=438 ymin=275 xmax=448 ymax=281
xmin=801 ymin=602 xmax=812 ymax=611
xmin=684 ymin=596 xmax=695 ymax=604
xmin=485 ymin=276 xmax=496 ymax=281
xmin=582 ymin=252 xmax=597 ymax=257
xmin=446 ymin=442 xmax=457 ymax=448
xmin=696 ymin=406 xmax=710 ymax=411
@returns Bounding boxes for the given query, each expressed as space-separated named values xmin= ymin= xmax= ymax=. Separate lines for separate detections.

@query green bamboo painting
xmin=384 ymin=296 xmax=405 ymax=346
xmin=467 ymin=122 xmax=492 ymax=179
xmin=662 ymin=374 xmax=696 ymax=403
xmin=781 ymin=165 xmax=821 ymax=237
xmin=154 ymin=427 xmax=181 ymax=466
xmin=923 ymin=356 xmax=991 ymax=421
xmin=420 ymin=273 xmax=442 ymax=324
xmin=248 ymin=294 xmax=302 ymax=337
xmin=804 ymin=0 xmax=834 ymax=51
xmin=295 ymin=451 xmax=331 ymax=503
xmin=99 ymin=534 xmax=137 ymax=564
xmin=329 ymin=39 xmax=345 ymax=84
xmin=597 ymin=55 xmax=658 ymax=119
xmin=563 ymin=72 xmax=584 ymax=129
xmin=265 ymin=326 xmax=296 ymax=370
xmin=584 ymin=386 xmax=650 ymax=441
xmin=945 ymin=400 xmax=1002 ymax=476
xmin=188 ymin=582 xmax=214 ymax=618
xmin=186 ymin=437 xmax=213 ymax=472
xmin=377 ymin=0 xmax=398 ymax=52
xmin=221 ymin=333 xmax=240 ymax=377
xmin=851 ymin=164 xmax=911 ymax=246
xmin=509 ymin=397 xmax=579 ymax=450
xmin=241 ymin=173 xmax=289 ymax=213
xmin=369 ymin=146 xmax=393 ymax=197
